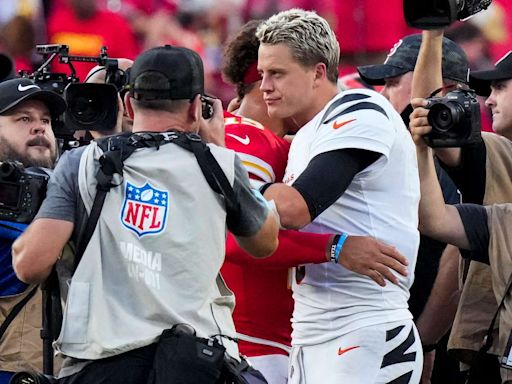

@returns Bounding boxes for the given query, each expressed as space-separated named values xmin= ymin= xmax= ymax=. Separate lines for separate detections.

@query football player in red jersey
xmin=220 ymin=20 xmax=410 ymax=384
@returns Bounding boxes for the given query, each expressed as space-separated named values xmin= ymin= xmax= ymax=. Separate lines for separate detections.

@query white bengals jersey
xmin=284 ymin=89 xmax=420 ymax=346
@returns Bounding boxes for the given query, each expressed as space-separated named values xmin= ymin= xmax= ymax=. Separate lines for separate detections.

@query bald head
xmin=85 ymin=58 xmax=134 ymax=136
xmin=86 ymin=58 xmax=133 ymax=84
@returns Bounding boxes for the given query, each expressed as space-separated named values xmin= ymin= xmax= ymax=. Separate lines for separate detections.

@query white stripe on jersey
xmin=237 ymin=152 xmax=276 ymax=183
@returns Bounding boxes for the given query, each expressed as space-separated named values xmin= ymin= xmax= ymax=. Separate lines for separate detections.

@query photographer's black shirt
xmin=455 ymin=203 xmax=490 ymax=264
xmin=439 ymin=139 xmax=486 ymax=205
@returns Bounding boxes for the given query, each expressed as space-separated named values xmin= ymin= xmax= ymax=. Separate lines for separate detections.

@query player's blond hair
xmin=256 ymin=9 xmax=340 ymax=83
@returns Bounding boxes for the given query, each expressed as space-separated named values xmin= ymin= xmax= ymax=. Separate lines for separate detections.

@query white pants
xmin=248 ymin=354 xmax=289 ymax=384
xmin=288 ymin=320 xmax=423 ymax=384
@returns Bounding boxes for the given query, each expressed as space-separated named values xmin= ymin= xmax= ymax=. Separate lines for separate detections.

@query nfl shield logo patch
xmin=121 ymin=182 xmax=169 ymax=237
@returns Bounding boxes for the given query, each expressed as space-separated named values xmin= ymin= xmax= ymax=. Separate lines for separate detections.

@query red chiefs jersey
xmin=224 ymin=111 xmax=289 ymax=185
xmin=222 ymin=111 xmax=330 ymax=356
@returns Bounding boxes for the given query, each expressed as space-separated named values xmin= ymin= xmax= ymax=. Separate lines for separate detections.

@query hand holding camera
xmin=198 ymin=96 xmax=226 ymax=147
xmin=409 ymin=91 xmax=481 ymax=148
xmin=423 ymin=88 xmax=482 ymax=147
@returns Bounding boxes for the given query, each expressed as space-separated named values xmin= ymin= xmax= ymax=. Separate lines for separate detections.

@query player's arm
xmin=263 ymin=148 xmax=381 ymax=229
xmin=227 ymin=230 xmax=408 ymax=286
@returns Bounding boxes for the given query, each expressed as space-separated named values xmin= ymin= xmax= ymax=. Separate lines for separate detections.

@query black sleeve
xmin=227 ymin=155 xmax=269 ymax=237
xmin=434 ymin=159 xmax=460 ymax=205
xmin=455 ymin=203 xmax=490 ymax=263
xmin=438 ymin=140 xmax=486 ymax=204
xmin=292 ymin=148 xmax=381 ymax=220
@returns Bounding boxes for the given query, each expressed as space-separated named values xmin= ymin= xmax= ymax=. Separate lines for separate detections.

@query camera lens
xmin=68 ymin=94 xmax=107 ymax=128
xmin=427 ymin=102 xmax=462 ymax=133
xmin=64 ymin=83 xmax=118 ymax=131
xmin=434 ymin=108 xmax=453 ymax=130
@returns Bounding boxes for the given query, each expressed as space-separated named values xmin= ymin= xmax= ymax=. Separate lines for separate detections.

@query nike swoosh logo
xmin=332 ymin=118 xmax=356 ymax=129
xmin=337 ymin=346 xmax=360 ymax=356
xmin=226 ymin=133 xmax=250 ymax=145
xmin=18 ymin=84 xmax=39 ymax=92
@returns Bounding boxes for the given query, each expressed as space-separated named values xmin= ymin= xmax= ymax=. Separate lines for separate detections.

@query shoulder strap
xmin=0 ymin=285 xmax=38 ymax=342
xmin=479 ymin=272 xmax=512 ymax=354
xmin=176 ymin=133 xmax=239 ymax=214
xmin=73 ymin=134 xmax=138 ymax=270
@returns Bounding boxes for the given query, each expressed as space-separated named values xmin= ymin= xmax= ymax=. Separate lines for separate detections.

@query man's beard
xmin=0 ymin=137 xmax=57 ymax=169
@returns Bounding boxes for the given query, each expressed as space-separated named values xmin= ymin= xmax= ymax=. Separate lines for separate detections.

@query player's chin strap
xmin=73 ymin=130 xmax=239 ymax=271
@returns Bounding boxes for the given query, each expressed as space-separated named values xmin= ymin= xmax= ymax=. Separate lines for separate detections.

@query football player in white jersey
xmin=256 ymin=9 xmax=422 ymax=384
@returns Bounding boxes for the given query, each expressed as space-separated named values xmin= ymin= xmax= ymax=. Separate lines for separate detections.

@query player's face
xmin=381 ymin=72 xmax=413 ymax=114
xmin=485 ymin=79 xmax=512 ymax=140
xmin=0 ymin=100 xmax=57 ymax=168
xmin=258 ymin=43 xmax=319 ymax=128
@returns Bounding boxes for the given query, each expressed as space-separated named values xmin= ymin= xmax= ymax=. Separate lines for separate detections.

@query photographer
xmin=12 ymin=45 xmax=279 ymax=384
xmin=410 ymin=98 xmax=512 ymax=384
xmin=411 ymin=28 xmax=512 ymax=384
xmin=0 ymin=77 xmax=66 ymax=383
xmin=358 ymin=32 xmax=468 ymax=384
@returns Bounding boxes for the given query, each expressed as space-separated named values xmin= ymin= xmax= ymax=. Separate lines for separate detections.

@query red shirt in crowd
xmin=47 ymin=6 xmax=138 ymax=81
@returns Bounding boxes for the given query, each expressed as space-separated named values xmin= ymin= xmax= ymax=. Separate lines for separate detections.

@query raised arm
xmin=411 ymin=30 xmax=444 ymax=99
xmin=411 ymin=29 xmax=462 ymax=167
xmin=410 ymin=98 xmax=469 ymax=249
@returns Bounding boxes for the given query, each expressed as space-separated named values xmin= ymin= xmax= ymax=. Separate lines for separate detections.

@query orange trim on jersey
xmin=333 ymin=118 xmax=356 ymax=130
xmin=242 ymin=160 xmax=273 ymax=181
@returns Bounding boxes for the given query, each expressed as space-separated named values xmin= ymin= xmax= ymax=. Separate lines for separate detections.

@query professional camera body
xmin=20 ymin=44 xmax=128 ymax=140
xmin=404 ymin=0 xmax=492 ymax=29
xmin=0 ymin=161 xmax=49 ymax=223
xmin=201 ymin=96 xmax=214 ymax=119
xmin=424 ymin=88 xmax=481 ymax=147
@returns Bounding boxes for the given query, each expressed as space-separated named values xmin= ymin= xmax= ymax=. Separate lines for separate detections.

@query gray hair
xmin=256 ymin=9 xmax=340 ymax=83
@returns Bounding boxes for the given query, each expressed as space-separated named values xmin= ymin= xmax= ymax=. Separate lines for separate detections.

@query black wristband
xmin=422 ymin=344 xmax=437 ymax=353
xmin=259 ymin=182 xmax=274 ymax=195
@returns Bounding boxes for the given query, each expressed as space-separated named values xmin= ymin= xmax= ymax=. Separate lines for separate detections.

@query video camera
xmin=0 ymin=161 xmax=49 ymax=223
xmin=403 ymin=0 xmax=492 ymax=29
xmin=424 ymin=88 xmax=481 ymax=147
xmin=20 ymin=44 xmax=129 ymax=147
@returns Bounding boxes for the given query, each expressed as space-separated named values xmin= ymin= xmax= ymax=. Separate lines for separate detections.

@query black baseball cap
xmin=469 ymin=51 xmax=512 ymax=96
xmin=129 ymin=45 xmax=205 ymax=101
xmin=0 ymin=77 xmax=67 ymax=117
xmin=357 ymin=34 xmax=469 ymax=85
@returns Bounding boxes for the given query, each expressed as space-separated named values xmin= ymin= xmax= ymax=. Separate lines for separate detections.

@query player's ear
xmin=313 ymin=62 xmax=327 ymax=84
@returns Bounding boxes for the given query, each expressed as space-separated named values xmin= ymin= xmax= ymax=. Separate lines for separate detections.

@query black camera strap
xmin=479 ymin=272 xmax=512 ymax=354
xmin=0 ymin=284 xmax=38 ymax=342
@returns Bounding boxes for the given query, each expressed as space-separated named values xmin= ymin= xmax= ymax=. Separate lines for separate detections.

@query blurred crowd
xmin=1 ymin=0 xmax=512 ymax=106
xmin=1 ymin=2 xmax=512 ymax=384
